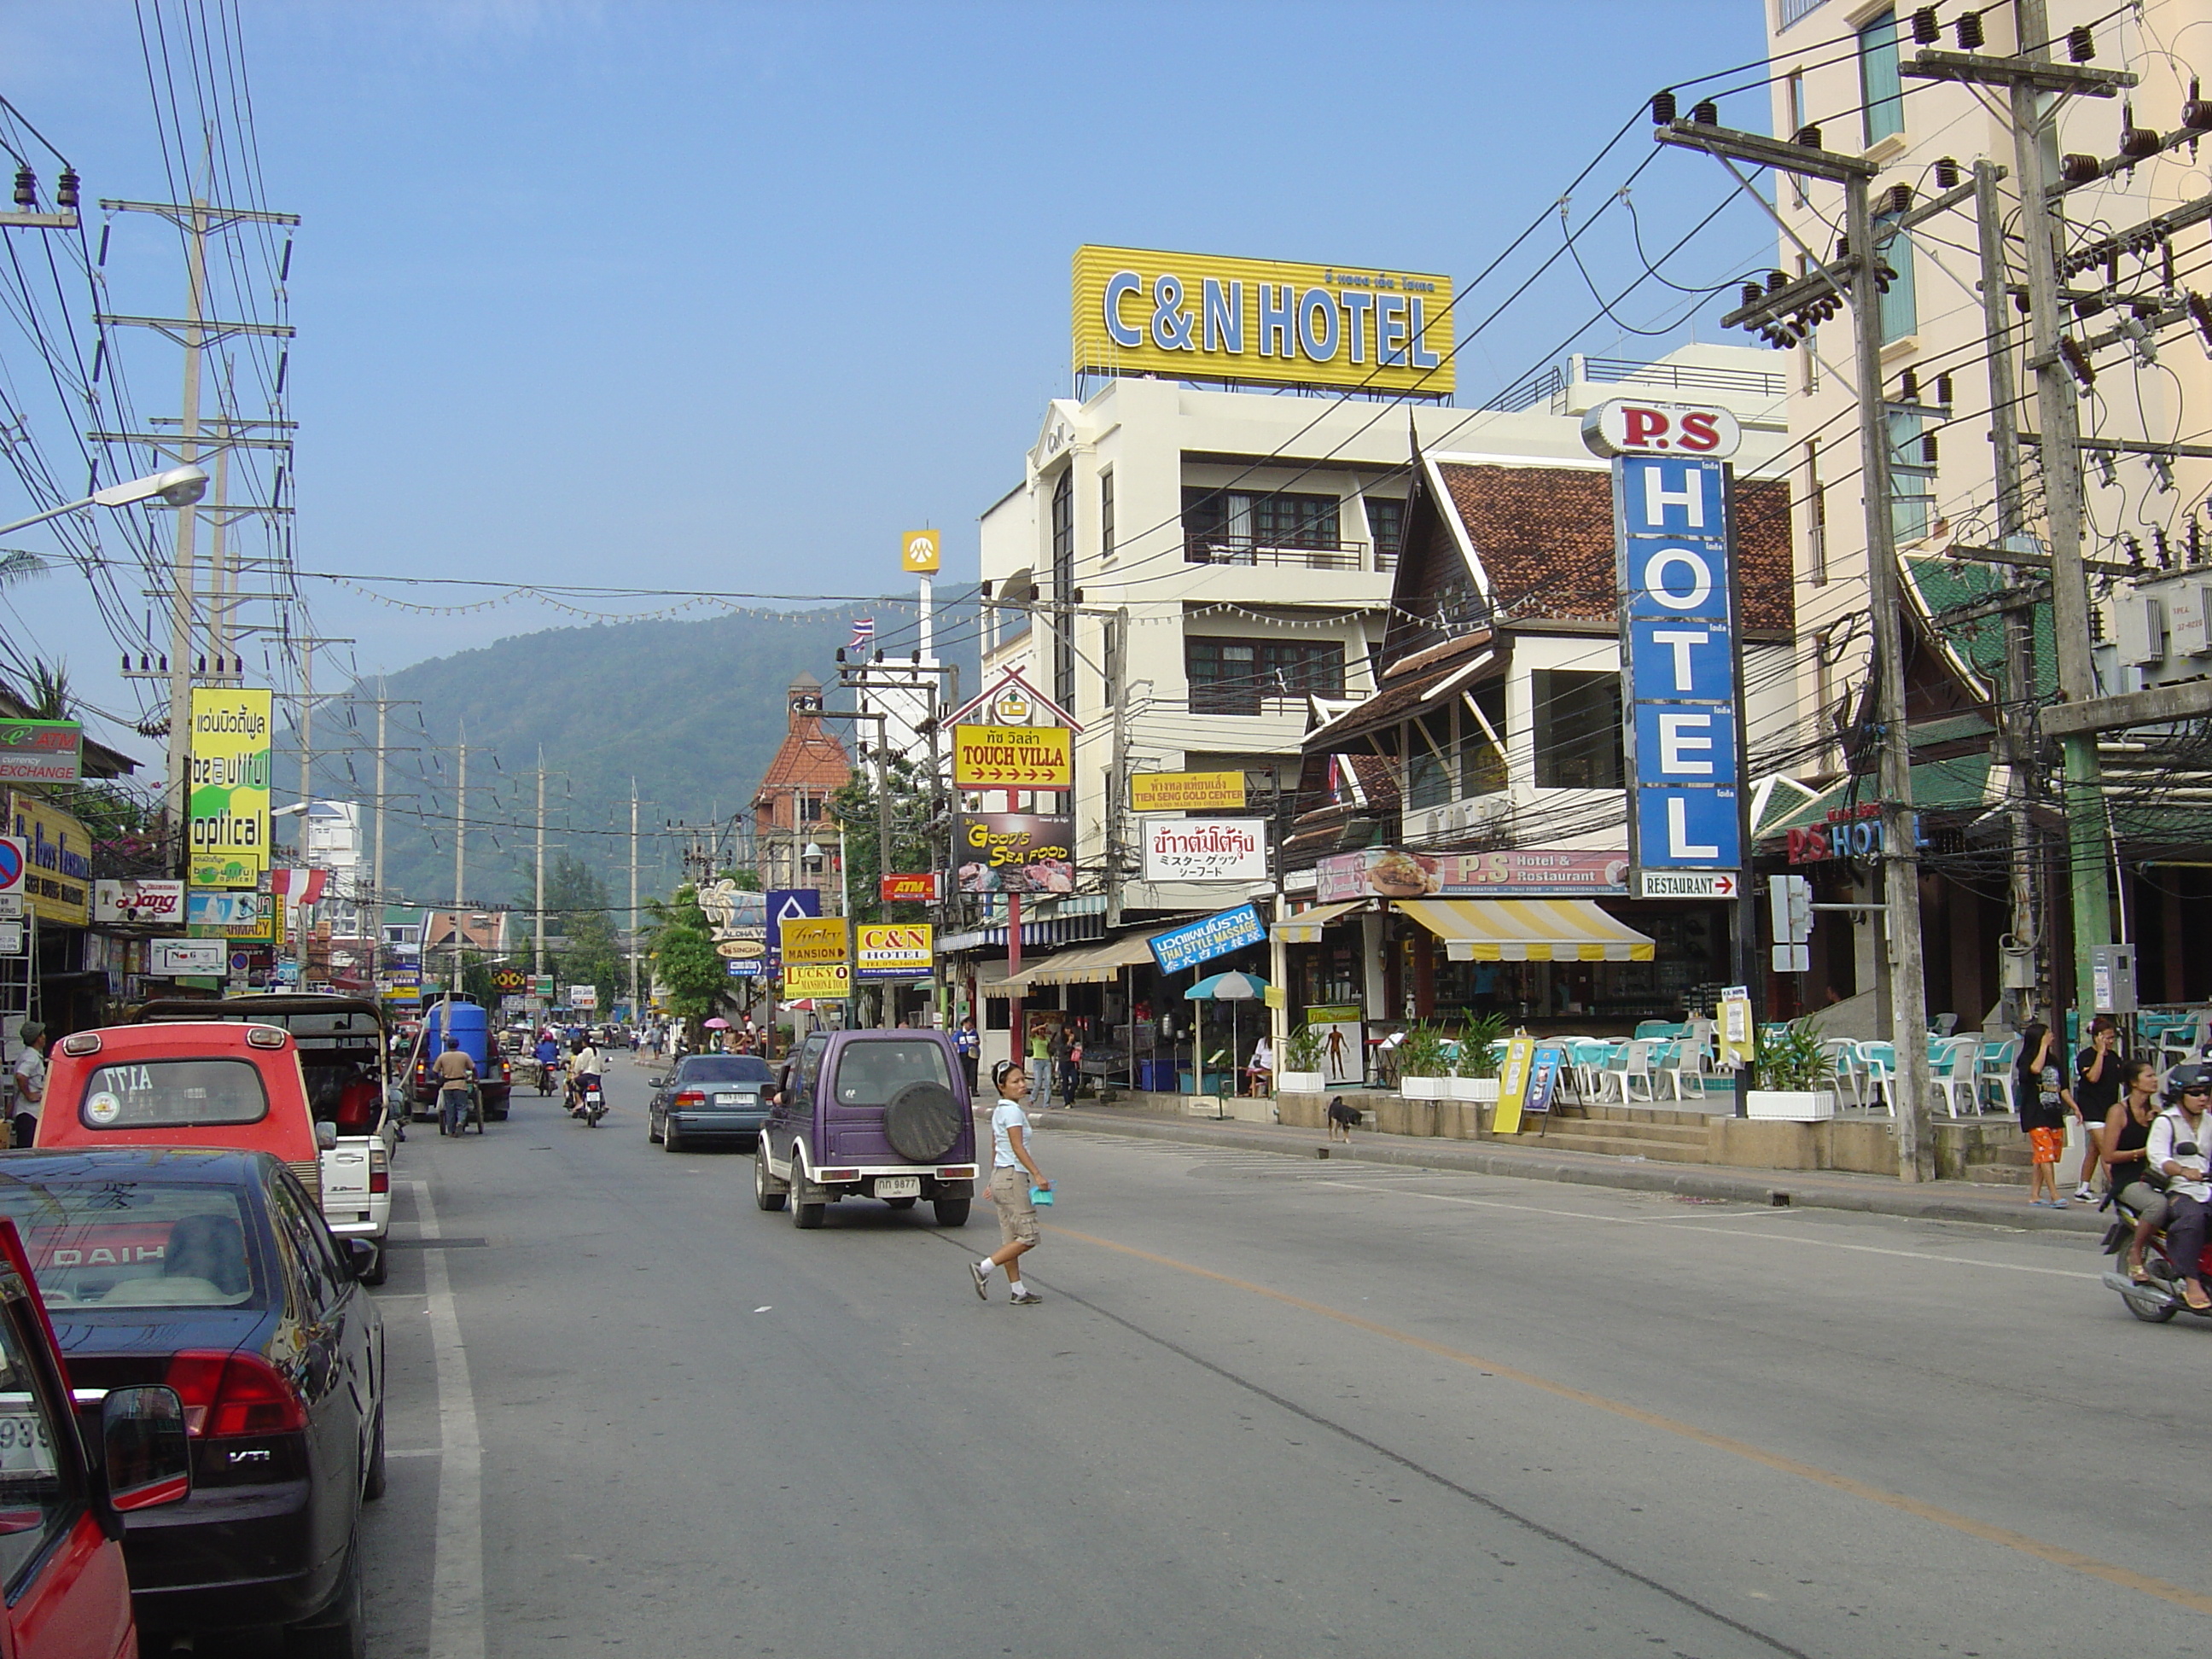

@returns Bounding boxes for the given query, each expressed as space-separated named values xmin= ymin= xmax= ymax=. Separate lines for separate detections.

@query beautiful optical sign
xmin=1074 ymin=246 xmax=1454 ymax=397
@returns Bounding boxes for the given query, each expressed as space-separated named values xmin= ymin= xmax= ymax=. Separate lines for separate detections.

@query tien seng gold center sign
xmin=1074 ymin=245 xmax=1454 ymax=397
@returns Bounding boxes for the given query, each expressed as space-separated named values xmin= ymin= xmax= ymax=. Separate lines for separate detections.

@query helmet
xmin=2165 ymin=1062 xmax=2212 ymax=1103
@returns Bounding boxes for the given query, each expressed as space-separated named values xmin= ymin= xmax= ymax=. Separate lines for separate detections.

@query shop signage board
xmin=569 ymin=985 xmax=599 ymax=1010
xmin=5 ymin=794 xmax=91 ymax=927
xmin=901 ymin=529 xmax=940 ymax=573
xmin=856 ymin=923 xmax=933 ymax=980
xmin=1588 ymin=404 xmax=1744 ymax=889
xmin=1303 ymin=1004 xmax=1365 ymax=1088
xmin=1141 ymin=818 xmax=1268 ymax=883
xmin=381 ymin=982 xmax=422 ymax=1006
xmin=93 ymin=879 xmax=184 ymax=925
xmin=490 ymin=968 xmax=526 ymax=992
xmin=1150 ymin=903 xmax=1266 ymax=975
xmin=952 ymin=725 xmax=1071 ymax=789
xmin=780 ymin=917 xmax=850 ymax=967
xmin=528 ymin=973 xmax=554 ymax=998
xmin=152 ymin=938 xmax=226 ymax=975
xmin=716 ymin=929 xmax=766 ymax=962
xmin=725 ymin=958 xmax=762 ymax=978
xmin=186 ymin=688 xmax=271 ymax=885
xmin=1786 ymin=803 xmax=1885 ymax=864
xmin=1316 ymin=847 xmax=1630 ymax=901
xmin=0 ymin=719 xmax=81 ymax=784
xmin=879 ymin=872 xmax=937 ymax=904
xmin=1129 ymin=771 xmax=1247 ymax=813
xmin=1074 ymin=246 xmax=1455 ymax=398
xmin=785 ymin=962 xmax=851 ymax=998
xmin=955 ymin=813 xmax=1074 ymax=894
xmin=1638 ymin=870 xmax=1738 ymax=899
xmin=185 ymin=890 xmax=262 ymax=929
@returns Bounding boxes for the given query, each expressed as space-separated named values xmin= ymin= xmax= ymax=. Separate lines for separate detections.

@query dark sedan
xmin=0 ymin=1147 xmax=384 ymax=1655
xmin=647 ymin=1055 xmax=777 ymax=1151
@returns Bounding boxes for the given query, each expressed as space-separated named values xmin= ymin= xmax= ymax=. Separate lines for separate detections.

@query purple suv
xmin=754 ymin=1029 xmax=978 ymax=1228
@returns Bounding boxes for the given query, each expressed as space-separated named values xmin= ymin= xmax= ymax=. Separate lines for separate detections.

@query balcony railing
xmin=1184 ymin=534 xmax=1370 ymax=571
xmin=1187 ymin=689 xmax=1337 ymax=719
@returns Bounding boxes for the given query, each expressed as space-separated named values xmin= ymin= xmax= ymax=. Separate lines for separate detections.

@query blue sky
xmin=1 ymin=0 xmax=1777 ymax=748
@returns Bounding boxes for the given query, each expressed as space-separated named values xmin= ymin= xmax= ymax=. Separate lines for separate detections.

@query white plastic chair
xmin=1976 ymin=1035 xmax=2021 ymax=1115
xmin=2160 ymin=1010 xmax=2209 ymax=1071
xmin=1605 ymin=1039 xmax=1658 ymax=1104
xmin=1857 ymin=1042 xmax=1896 ymax=1114
xmin=1658 ymin=1037 xmax=1711 ymax=1103
xmin=1928 ymin=1035 xmax=1982 ymax=1117
xmin=1824 ymin=1039 xmax=1866 ymax=1109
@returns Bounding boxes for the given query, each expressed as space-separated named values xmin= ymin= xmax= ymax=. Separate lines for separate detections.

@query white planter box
xmin=1401 ymin=1074 xmax=1447 ymax=1099
xmin=1444 ymin=1075 xmax=1488 ymax=1101
xmin=1470 ymin=1077 xmax=1501 ymax=1103
xmin=1277 ymin=1071 xmax=1325 ymax=1094
xmin=1746 ymin=1089 xmax=1837 ymax=1121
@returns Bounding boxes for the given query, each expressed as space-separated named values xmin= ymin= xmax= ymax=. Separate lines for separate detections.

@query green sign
xmin=0 ymin=719 xmax=81 ymax=784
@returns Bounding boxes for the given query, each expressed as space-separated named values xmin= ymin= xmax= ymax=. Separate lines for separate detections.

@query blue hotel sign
xmin=1585 ymin=400 xmax=1746 ymax=890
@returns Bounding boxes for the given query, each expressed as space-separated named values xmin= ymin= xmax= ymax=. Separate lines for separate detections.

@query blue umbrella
xmin=1185 ymin=972 xmax=1270 ymax=1097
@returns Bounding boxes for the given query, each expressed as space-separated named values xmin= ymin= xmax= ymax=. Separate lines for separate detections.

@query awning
xmin=1001 ymin=931 xmax=1163 ymax=991
xmin=1271 ymin=899 xmax=1368 ymax=944
xmin=1394 ymin=898 xmax=1654 ymax=962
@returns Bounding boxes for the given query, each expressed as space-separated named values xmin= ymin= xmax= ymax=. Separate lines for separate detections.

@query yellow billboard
xmin=188 ymin=688 xmax=271 ymax=884
xmin=785 ymin=962 xmax=851 ymax=998
xmin=953 ymin=725 xmax=1072 ymax=789
xmin=780 ymin=917 xmax=849 ymax=966
xmin=5 ymin=792 xmax=91 ymax=927
xmin=901 ymin=529 xmax=940 ymax=573
xmin=1131 ymin=771 xmax=1248 ymax=813
xmin=1074 ymin=246 xmax=1453 ymax=397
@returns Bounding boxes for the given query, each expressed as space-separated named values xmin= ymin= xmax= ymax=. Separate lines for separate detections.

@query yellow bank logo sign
xmin=901 ymin=529 xmax=940 ymax=573
xmin=1074 ymin=246 xmax=1453 ymax=397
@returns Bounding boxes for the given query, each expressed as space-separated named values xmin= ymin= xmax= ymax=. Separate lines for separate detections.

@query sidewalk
xmin=1051 ymin=1102 xmax=2108 ymax=1233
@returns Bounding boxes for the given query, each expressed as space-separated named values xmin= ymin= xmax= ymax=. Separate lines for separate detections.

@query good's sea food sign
xmin=1074 ymin=246 xmax=1454 ymax=397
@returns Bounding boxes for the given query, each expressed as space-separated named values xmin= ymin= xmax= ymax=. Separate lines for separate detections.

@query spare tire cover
xmin=883 ymin=1080 xmax=963 ymax=1162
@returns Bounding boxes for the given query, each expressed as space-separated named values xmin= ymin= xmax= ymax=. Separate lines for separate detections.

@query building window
xmin=1051 ymin=470 xmax=1074 ymax=710
xmin=1100 ymin=469 xmax=1115 ymax=561
xmin=1183 ymin=487 xmax=1342 ymax=562
xmin=1875 ymin=212 xmax=1916 ymax=341
xmin=1460 ymin=685 xmax=1507 ymax=796
xmin=1406 ymin=712 xmax=1452 ymax=812
xmin=1186 ymin=636 xmax=1345 ymax=715
xmin=1532 ymin=670 xmax=1622 ymax=789
xmin=1888 ymin=408 xmax=1935 ymax=544
xmin=1804 ymin=437 xmax=1828 ymax=585
xmin=1860 ymin=9 xmax=1903 ymax=146
xmin=1367 ymin=496 xmax=1406 ymax=570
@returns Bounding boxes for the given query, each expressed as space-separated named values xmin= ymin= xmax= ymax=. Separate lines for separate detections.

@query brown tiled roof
xmin=1308 ymin=637 xmax=1497 ymax=748
xmin=1433 ymin=463 xmax=1793 ymax=632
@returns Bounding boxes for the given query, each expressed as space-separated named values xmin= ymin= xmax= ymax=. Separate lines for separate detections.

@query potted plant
xmin=1397 ymin=1023 xmax=1452 ymax=1099
xmin=1747 ymin=1019 xmax=1838 ymax=1121
xmin=1447 ymin=1012 xmax=1509 ymax=1102
xmin=1278 ymin=1022 xmax=1325 ymax=1094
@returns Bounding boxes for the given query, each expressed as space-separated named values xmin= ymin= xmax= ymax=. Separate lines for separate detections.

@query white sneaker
xmin=2074 ymin=1185 xmax=2096 ymax=1202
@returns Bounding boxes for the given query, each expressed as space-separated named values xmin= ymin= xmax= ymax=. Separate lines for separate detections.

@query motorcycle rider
xmin=2146 ymin=1066 xmax=2212 ymax=1313
xmin=2102 ymin=1058 xmax=2168 ymax=1284
xmin=568 ymin=1035 xmax=603 ymax=1118
xmin=533 ymin=1031 xmax=560 ymax=1094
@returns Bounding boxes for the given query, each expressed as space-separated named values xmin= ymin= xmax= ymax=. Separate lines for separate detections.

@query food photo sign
xmin=1315 ymin=847 xmax=1628 ymax=902
xmin=955 ymin=813 xmax=1074 ymax=894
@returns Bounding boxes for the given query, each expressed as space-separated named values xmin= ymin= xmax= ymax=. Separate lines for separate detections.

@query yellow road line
xmin=1048 ymin=1222 xmax=2212 ymax=1616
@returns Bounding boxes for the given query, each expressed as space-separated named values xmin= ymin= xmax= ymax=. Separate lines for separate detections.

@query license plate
xmin=876 ymin=1176 xmax=921 ymax=1200
xmin=714 ymin=1093 xmax=740 ymax=1107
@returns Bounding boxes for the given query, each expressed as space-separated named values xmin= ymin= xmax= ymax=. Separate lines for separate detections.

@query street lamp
xmin=0 ymin=464 xmax=208 ymax=538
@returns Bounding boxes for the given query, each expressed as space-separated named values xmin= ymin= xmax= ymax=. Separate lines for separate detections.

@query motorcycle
xmin=2100 ymin=1186 xmax=2212 ymax=1324
xmin=537 ymin=1060 xmax=557 ymax=1097
xmin=575 ymin=1077 xmax=607 ymax=1127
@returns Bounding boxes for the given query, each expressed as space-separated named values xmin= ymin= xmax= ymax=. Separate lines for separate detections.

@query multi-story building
xmin=750 ymin=674 xmax=853 ymax=911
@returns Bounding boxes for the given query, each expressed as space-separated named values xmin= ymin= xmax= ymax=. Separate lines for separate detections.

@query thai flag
xmin=847 ymin=616 xmax=876 ymax=650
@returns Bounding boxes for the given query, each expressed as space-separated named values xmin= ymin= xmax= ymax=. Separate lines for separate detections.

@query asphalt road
xmin=352 ymin=1054 xmax=2211 ymax=1658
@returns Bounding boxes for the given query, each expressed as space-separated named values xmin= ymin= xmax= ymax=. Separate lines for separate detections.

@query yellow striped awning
xmin=1393 ymin=898 xmax=1654 ymax=963
xmin=1001 ymin=932 xmax=1162 ymax=990
xmin=1270 ymin=899 xmax=1367 ymax=944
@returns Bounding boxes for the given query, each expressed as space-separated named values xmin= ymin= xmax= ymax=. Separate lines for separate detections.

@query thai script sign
xmin=1150 ymin=903 xmax=1266 ymax=975
xmin=856 ymin=923 xmax=933 ymax=980
xmin=953 ymin=725 xmax=1071 ymax=789
xmin=1074 ymin=246 xmax=1454 ymax=397
xmin=955 ymin=813 xmax=1074 ymax=894
xmin=187 ymin=688 xmax=271 ymax=882
xmin=5 ymin=792 xmax=90 ymax=927
xmin=1141 ymin=817 xmax=1267 ymax=882
xmin=94 ymin=879 xmax=185 ymax=925
xmin=1129 ymin=771 xmax=1247 ymax=813
xmin=879 ymin=872 xmax=937 ymax=904
xmin=1315 ymin=847 xmax=1630 ymax=901
xmin=0 ymin=719 xmax=81 ymax=784
xmin=1604 ymin=443 xmax=1743 ymax=879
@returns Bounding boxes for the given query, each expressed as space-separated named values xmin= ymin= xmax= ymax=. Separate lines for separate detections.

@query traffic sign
xmin=0 ymin=836 xmax=23 ymax=897
xmin=1639 ymin=869 xmax=1738 ymax=899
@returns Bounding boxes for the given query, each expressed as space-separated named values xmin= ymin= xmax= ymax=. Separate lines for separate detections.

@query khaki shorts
xmin=990 ymin=1165 xmax=1039 ymax=1248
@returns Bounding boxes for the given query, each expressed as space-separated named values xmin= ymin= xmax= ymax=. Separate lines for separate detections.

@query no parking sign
xmin=0 ymin=836 xmax=24 ymax=897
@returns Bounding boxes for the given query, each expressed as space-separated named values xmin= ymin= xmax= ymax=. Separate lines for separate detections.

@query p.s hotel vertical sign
xmin=1583 ymin=400 xmax=1746 ymax=897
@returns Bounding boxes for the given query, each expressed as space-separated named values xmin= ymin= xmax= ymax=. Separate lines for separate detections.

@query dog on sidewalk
xmin=1326 ymin=1096 xmax=1361 ymax=1143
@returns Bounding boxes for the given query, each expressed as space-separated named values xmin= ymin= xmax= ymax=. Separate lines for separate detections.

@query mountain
xmin=300 ymin=605 xmax=929 ymax=917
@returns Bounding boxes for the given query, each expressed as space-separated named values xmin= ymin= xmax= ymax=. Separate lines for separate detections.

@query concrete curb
xmin=1052 ymin=1107 xmax=2108 ymax=1233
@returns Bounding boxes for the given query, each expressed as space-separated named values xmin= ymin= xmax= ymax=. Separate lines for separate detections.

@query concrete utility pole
xmin=629 ymin=779 xmax=641 ymax=1017
xmin=451 ymin=722 xmax=473 ymax=998
xmin=534 ymin=749 xmax=547 ymax=978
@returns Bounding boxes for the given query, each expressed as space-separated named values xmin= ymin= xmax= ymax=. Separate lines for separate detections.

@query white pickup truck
xmin=134 ymin=992 xmax=396 ymax=1283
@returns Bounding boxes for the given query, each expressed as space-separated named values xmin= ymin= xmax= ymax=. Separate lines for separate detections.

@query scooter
xmin=537 ymin=1060 xmax=557 ymax=1097
xmin=573 ymin=1078 xmax=607 ymax=1127
xmin=2099 ymin=1190 xmax=2212 ymax=1324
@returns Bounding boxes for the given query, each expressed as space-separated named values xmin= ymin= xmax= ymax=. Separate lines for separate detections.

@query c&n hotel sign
xmin=1073 ymin=247 xmax=1455 ymax=398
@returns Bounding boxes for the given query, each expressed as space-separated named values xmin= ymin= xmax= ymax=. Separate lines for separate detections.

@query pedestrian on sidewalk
xmin=969 ymin=1059 xmax=1051 ymax=1306
xmin=954 ymin=1016 xmax=980 ymax=1095
xmin=2017 ymin=1022 xmax=2070 ymax=1208
xmin=2147 ymin=1069 xmax=2212 ymax=1312
xmin=2072 ymin=1016 xmax=2122 ymax=1202
xmin=9 ymin=1022 xmax=47 ymax=1150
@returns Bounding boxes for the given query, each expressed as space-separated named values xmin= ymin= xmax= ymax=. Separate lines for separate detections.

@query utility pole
xmin=629 ymin=779 xmax=641 ymax=1017
xmin=97 ymin=193 xmax=296 ymax=845
xmin=534 ymin=749 xmax=548 ymax=978
xmin=1665 ymin=118 xmax=1937 ymax=1178
xmin=451 ymin=722 xmax=478 ymax=999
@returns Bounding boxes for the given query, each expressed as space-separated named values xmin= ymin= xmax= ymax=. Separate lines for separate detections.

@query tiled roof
xmin=1433 ymin=462 xmax=1794 ymax=632
xmin=755 ymin=730 xmax=851 ymax=798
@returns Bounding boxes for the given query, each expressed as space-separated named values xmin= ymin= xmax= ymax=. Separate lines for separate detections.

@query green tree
xmin=643 ymin=883 xmax=725 ymax=1034
xmin=826 ymin=756 xmax=937 ymax=926
xmin=516 ymin=853 xmax=627 ymax=1014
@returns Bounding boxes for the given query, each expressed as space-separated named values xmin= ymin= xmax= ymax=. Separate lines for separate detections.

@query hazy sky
xmin=0 ymin=0 xmax=1774 ymax=759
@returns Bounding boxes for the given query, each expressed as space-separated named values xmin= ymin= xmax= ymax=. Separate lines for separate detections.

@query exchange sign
xmin=952 ymin=725 xmax=1071 ymax=789
xmin=0 ymin=719 xmax=81 ymax=784
xmin=187 ymin=689 xmax=271 ymax=883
